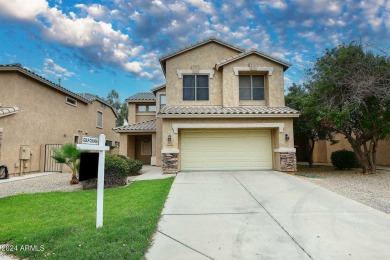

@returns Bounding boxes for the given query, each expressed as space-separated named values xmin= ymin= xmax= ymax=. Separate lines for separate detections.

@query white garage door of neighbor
xmin=181 ymin=129 xmax=273 ymax=171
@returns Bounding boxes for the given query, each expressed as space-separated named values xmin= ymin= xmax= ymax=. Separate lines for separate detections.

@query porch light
xmin=285 ymin=134 xmax=290 ymax=141
xmin=168 ymin=135 xmax=172 ymax=142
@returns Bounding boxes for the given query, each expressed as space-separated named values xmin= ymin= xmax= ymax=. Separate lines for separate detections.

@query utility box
xmin=20 ymin=146 xmax=31 ymax=160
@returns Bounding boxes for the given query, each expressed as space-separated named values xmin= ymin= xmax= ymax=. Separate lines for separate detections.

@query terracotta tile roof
xmin=159 ymin=106 xmax=299 ymax=117
xmin=78 ymin=93 xmax=118 ymax=117
xmin=114 ymin=119 xmax=156 ymax=132
xmin=125 ymin=92 xmax=156 ymax=102
xmin=215 ymin=50 xmax=291 ymax=70
xmin=0 ymin=107 xmax=20 ymax=118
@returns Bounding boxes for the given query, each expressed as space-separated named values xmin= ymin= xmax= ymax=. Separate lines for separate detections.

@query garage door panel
xmin=181 ymin=129 xmax=272 ymax=171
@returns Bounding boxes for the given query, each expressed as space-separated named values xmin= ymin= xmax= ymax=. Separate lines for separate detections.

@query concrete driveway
xmin=146 ymin=171 xmax=390 ymax=259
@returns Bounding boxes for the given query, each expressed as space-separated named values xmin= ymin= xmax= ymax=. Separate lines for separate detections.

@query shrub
xmin=90 ymin=154 xmax=129 ymax=189
xmin=331 ymin=150 xmax=358 ymax=170
xmin=82 ymin=154 xmax=143 ymax=189
xmin=128 ymin=159 xmax=143 ymax=175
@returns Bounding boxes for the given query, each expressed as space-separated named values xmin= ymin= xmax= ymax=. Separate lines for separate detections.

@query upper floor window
xmin=159 ymin=94 xmax=166 ymax=109
xmin=137 ymin=105 xmax=156 ymax=113
xmin=183 ymin=75 xmax=209 ymax=101
xmin=239 ymin=75 xmax=265 ymax=100
xmin=66 ymin=96 xmax=77 ymax=107
xmin=97 ymin=111 xmax=103 ymax=128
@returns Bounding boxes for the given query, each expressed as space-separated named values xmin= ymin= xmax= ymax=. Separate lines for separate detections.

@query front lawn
xmin=0 ymin=178 xmax=174 ymax=259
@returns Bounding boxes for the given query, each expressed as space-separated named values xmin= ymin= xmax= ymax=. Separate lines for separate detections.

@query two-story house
xmin=0 ymin=64 xmax=120 ymax=176
xmin=115 ymin=38 xmax=299 ymax=173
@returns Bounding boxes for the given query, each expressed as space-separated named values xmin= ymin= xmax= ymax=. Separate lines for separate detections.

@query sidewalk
xmin=129 ymin=165 xmax=176 ymax=181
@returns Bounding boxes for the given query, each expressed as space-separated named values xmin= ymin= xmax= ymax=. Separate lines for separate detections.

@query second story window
xmin=239 ymin=75 xmax=265 ymax=100
xmin=159 ymin=94 xmax=166 ymax=109
xmin=97 ymin=111 xmax=103 ymax=128
xmin=183 ymin=75 xmax=209 ymax=101
xmin=137 ymin=105 xmax=156 ymax=113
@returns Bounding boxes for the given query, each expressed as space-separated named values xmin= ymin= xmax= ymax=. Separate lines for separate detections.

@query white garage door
xmin=181 ymin=129 xmax=272 ymax=171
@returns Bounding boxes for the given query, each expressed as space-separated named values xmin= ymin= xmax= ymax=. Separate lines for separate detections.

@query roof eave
xmin=0 ymin=66 xmax=90 ymax=104
xmin=215 ymin=51 xmax=291 ymax=71
xmin=157 ymin=113 xmax=300 ymax=118
xmin=126 ymin=100 xmax=156 ymax=103
xmin=114 ymin=129 xmax=156 ymax=133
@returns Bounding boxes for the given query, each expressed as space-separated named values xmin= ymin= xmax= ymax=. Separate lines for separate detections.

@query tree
xmin=105 ymin=90 xmax=128 ymax=126
xmin=285 ymin=83 xmax=329 ymax=167
xmin=52 ymin=144 xmax=81 ymax=184
xmin=308 ymin=42 xmax=390 ymax=174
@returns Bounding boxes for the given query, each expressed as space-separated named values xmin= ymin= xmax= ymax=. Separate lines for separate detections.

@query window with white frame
xmin=183 ymin=75 xmax=209 ymax=100
xmin=66 ymin=96 xmax=77 ymax=106
xmin=239 ymin=75 xmax=265 ymax=100
xmin=97 ymin=111 xmax=103 ymax=128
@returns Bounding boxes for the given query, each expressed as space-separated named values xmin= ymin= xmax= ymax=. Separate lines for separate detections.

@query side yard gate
xmin=44 ymin=144 xmax=63 ymax=172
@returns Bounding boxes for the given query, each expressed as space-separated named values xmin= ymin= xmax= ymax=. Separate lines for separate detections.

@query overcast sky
xmin=0 ymin=0 xmax=389 ymax=101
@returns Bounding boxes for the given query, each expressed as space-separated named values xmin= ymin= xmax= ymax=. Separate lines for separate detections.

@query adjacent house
xmin=115 ymin=38 xmax=299 ymax=173
xmin=0 ymin=64 xmax=120 ymax=176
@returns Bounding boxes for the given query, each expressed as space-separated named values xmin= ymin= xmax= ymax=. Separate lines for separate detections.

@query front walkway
xmin=130 ymin=165 xmax=176 ymax=181
xmin=147 ymin=170 xmax=390 ymax=259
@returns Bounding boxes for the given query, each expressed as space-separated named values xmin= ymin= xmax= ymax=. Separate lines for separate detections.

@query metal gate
xmin=44 ymin=144 xmax=63 ymax=172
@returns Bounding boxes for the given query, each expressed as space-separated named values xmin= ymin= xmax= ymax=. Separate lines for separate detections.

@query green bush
xmin=82 ymin=154 xmax=143 ymax=189
xmin=128 ymin=159 xmax=143 ymax=175
xmin=105 ymin=154 xmax=129 ymax=178
xmin=331 ymin=150 xmax=358 ymax=170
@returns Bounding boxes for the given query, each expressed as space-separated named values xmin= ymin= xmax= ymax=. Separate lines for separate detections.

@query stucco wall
xmin=312 ymin=134 xmax=390 ymax=166
xmin=0 ymin=71 xmax=119 ymax=175
xmin=221 ymin=54 xmax=285 ymax=107
xmin=165 ymin=42 xmax=240 ymax=106
xmin=160 ymin=117 xmax=294 ymax=171
xmin=128 ymin=102 xmax=156 ymax=124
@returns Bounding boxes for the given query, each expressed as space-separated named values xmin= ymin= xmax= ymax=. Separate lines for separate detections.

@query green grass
xmin=0 ymin=178 xmax=174 ymax=259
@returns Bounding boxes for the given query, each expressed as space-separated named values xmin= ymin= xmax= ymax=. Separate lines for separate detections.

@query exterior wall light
xmin=285 ymin=134 xmax=290 ymax=141
xmin=168 ymin=135 xmax=172 ymax=142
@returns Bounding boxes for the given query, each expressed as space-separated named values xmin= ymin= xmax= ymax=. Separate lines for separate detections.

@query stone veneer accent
xmin=162 ymin=152 xmax=179 ymax=174
xmin=280 ymin=152 xmax=297 ymax=172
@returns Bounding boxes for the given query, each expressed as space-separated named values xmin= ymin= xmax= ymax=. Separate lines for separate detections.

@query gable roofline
xmin=78 ymin=93 xmax=118 ymax=118
xmin=151 ymin=84 xmax=166 ymax=94
xmin=215 ymin=50 xmax=291 ymax=71
xmin=158 ymin=37 xmax=245 ymax=75
xmin=125 ymin=92 xmax=156 ymax=103
xmin=0 ymin=64 xmax=90 ymax=104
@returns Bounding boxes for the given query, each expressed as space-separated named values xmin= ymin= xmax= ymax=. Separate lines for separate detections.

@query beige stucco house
xmin=0 ymin=64 xmax=120 ymax=176
xmin=115 ymin=38 xmax=299 ymax=173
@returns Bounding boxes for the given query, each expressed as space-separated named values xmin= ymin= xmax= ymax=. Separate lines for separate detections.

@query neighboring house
xmin=115 ymin=38 xmax=299 ymax=173
xmin=0 ymin=64 xmax=120 ymax=176
xmin=310 ymin=135 xmax=390 ymax=166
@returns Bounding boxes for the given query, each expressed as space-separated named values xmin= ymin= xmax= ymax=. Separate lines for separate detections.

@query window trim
xmin=239 ymin=75 xmax=265 ymax=101
xmin=182 ymin=74 xmax=209 ymax=101
xmin=96 ymin=111 xmax=103 ymax=128
xmin=65 ymin=96 xmax=77 ymax=107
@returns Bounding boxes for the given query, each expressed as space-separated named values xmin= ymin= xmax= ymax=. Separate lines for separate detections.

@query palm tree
xmin=52 ymin=144 xmax=81 ymax=184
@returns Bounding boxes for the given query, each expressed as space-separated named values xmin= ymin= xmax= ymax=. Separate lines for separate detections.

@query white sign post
xmin=77 ymin=134 xmax=109 ymax=228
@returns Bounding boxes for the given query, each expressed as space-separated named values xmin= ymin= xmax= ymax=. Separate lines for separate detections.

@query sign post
xmin=77 ymin=134 xmax=109 ymax=228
